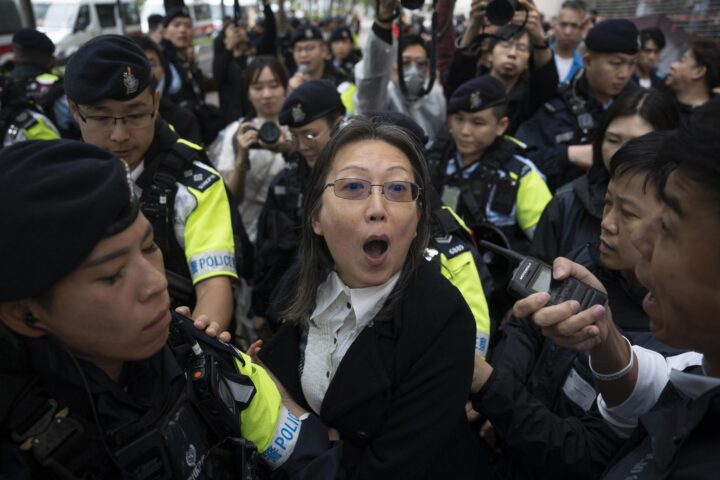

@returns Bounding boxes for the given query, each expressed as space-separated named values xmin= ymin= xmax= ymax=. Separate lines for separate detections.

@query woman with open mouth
xmin=258 ymin=116 xmax=484 ymax=478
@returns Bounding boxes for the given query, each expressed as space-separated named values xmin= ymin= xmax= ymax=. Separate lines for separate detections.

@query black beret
xmin=291 ymin=26 xmax=324 ymax=47
xmin=279 ymin=80 xmax=345 ymax=128
xmin=330 ymin=26 xmax=353 ymax=43
xmin=0 ymin=140 xmax=139 ymax=301
xmin=12 ymin=28 xmax=55 ymax=55
xmin=448 ymin=75 xmax=507 ymax=115
xmin=148 ymin=13 xmax=164 ymax=27
xmin=585 ymin=19 xmax=640 ymax=55
xmin=65 ymin=35 xmax=152 ymax=105
xmin=365 ymin=111 xmax=428 ymax=146
xmin=163 ymin=6 xmax=191 ymax=27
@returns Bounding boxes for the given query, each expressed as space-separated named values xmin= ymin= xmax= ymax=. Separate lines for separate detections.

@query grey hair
xmin=280 ymin=116 xmax=432 ymax=324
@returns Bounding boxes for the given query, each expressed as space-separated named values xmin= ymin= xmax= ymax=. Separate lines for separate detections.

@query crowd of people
xmin=1 ymin=0 xmax=720 ymax=478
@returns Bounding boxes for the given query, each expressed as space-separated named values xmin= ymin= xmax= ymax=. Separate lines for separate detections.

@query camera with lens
xmin=486 ymin=0 xmax=520 ymax=26
xmin=243 ymin=121 xmax=281 ymax=149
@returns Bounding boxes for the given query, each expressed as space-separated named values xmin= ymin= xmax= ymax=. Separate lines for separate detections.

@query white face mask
xmin=402 ymin=64 xmax=426 ymax=102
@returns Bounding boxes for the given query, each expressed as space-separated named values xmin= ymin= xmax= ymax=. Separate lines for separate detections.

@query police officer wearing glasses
xmin=64 ymin=35 xmax=238 ymax=334
xmin=252 ymin=80 xmax=346 ymax=335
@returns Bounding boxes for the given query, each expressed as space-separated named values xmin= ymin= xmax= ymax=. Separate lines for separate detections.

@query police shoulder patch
xmin=14 ymin=111 xmax=38 ymax=130
xmin=432 ymin=234 xmax=469 ymax=260
xmin=180 ymin=162 xmax=221 ymax=192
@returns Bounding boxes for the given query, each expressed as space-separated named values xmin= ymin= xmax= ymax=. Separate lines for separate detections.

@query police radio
xmin=479 ymin=241 xmax=607 ymax=310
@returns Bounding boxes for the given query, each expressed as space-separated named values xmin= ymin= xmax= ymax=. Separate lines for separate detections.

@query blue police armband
xmin=259 ymin=407 xmax=309 ymax=470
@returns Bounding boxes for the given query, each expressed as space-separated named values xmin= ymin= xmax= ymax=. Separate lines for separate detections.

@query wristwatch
xmin=533 ymin=39 xmax=550 ymax=50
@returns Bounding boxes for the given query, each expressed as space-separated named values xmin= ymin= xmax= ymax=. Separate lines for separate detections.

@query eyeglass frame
xmin=324 ymin=178 xmax=421 ymax=203
xmin=76 ymin=102 xmax=157 ymax=130
xmin=290 ymin=125 xmax=332 ymax=148
xmin=495 ymin=40 xmax=530 ymax=54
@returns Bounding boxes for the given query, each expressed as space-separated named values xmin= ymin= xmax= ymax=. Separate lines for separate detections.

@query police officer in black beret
xmin=0 ymin=28 xmax=62 ymax=145
xmin=252 ymin=80 xmax=346 ymax=334
xmin=64 ymin=35 xmax=238 ymax=334
xmin=288 ymin=25 xmax=355 ymax=113
xmin=329 ymin=26 xmax=362 ymax=82
xmin=0 ymin=140 xmax=341 ymax=479
xmin=515 ymin=18 xmax=640 ymax=189
xmin=428 ymin=75 xmax=552 ymax=255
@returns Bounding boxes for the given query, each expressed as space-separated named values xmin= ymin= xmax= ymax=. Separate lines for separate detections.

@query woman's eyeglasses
xmin=325 ymin=178 xmax=420 ymax=202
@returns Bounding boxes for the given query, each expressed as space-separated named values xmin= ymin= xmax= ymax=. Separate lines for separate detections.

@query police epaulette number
xmin=433 ymin=234 xmax=468 ymax=260
xmin=182 ymin=163 xmax=221 ymax=192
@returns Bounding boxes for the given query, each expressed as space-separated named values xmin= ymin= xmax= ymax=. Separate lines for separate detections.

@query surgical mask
xmin=402 ymin=64 xmax=426 ymax=101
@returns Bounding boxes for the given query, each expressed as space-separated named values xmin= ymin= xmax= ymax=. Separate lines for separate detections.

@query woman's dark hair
xmin=583 ymin=89 xmax=679 ymax=217
xmin=609 ymin=130 xmax=675 ymax=193
xmin=588 ymin=88 xmax=680 ymax=183
xmin=281 ymin=117 xmax=432 ymax=324
xmin=242 ymin=56 xmax=289 ymax=118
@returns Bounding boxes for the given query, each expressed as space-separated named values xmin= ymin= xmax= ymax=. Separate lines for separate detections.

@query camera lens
xmin=486 ymin=0 xmax=517 ymax=26
xmin=401 ymin=0 xmax=425 ymax=10
xmin=258 ymin=122 xmax=280 ymax=144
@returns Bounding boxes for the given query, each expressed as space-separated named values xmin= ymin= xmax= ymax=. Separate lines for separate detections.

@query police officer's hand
xmin=512 ymin=258 xmax=612 ymax=352
xmin=175 ymin=306 xmax=232 ymax=343
xmin=513 ymin=0 xmax=545 ymax=46
xmin=568 ymin=144 xmax=594 ymax=170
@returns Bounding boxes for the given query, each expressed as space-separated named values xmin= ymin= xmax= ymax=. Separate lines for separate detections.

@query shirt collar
xmin=130 ymin=160 xmax=145 ymax=196
xmin=311 ymin=271 xmax=401 ymax=327
xmin=130 ymin=160 xmax=145 ymax=182
xmin=669 ymin=359 xmax=720 ymax=400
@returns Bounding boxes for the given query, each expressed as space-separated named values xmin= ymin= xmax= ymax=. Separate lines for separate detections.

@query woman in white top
xmin=258 ymin=117 xmax=484 ymax=478
xmin=210 ymin=56 xmax=293 ymax=242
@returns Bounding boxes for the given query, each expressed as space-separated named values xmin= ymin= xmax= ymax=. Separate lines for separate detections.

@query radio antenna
xmin=478 ymin=240 xmax=525 ymax=265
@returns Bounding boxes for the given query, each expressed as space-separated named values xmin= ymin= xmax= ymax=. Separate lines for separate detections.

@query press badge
xmin=561 ymin=368 xmax=596 ymax=412
xmin=441 ymin=185 xmax=462 ymax=211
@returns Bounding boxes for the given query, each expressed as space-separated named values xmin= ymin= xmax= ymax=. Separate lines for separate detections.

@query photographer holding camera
xmin=210 ymin=57 xmax=294 ymax=243
xmin=354 ymin=0 xmax=447 ymax=145
xmin=444 ymin=0 xmax=558 ymax=136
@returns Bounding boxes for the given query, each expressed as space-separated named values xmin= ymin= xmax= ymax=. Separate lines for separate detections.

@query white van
xmin=141 ymin=0 xmax=216 ymax=37
xmin=34 ymin=0 xmax=142 ymax=62
xmin=141 ymin=0 xmax=256 ymax=35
